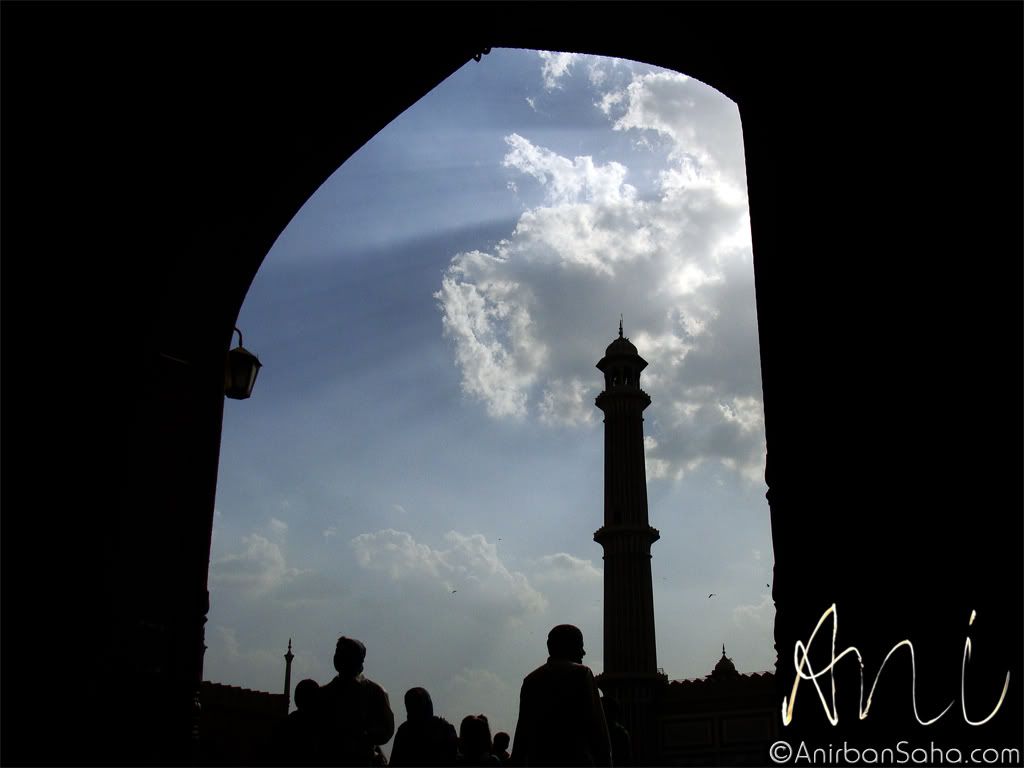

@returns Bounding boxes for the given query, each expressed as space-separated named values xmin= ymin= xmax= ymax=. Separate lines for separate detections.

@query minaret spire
xmin=619 ymin=314 xmax=623 ymax=338
xmin=283 ymin=638 xmax=295 ymax=714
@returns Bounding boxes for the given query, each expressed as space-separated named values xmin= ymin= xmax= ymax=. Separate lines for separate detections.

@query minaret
xmin=593 ymin=319 xmax=666 ymax=764
xmin=283 ymin=638 xmax=294 ymax=714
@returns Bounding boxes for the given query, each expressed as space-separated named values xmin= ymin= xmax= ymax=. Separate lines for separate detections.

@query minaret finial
xmin=288 ymin=638 xmax=292 ymax=653
xmin=619 ymin=314 xmax=623 ymax=338
xmin=722 ymin=643 xmax=727 ymax=656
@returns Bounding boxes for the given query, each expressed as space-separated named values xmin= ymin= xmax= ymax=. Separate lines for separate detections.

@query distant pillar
xmin=283 ymin=638 xmax=294 ymax=714
xmin=593 ymin=321 xmax=667 ymax=765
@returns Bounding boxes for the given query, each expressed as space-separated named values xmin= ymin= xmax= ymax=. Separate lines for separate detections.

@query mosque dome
xmin=710 ymin=645 xmax=741 ymax=680
xmin=596 ymin=317 xmax=647 ymax=378
xmin=604 ymin=334 xmax=639 ymax=358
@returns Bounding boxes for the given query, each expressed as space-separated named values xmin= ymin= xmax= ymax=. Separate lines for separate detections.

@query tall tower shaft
xmin=283 ymin=638 xmax=294 ymax=714
xmin=593 ymin=322 xmax=665 ymax=764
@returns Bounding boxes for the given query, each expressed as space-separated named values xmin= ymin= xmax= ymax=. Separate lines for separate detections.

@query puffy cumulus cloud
xmin=437 ymin=65 xmax=765 ymax=482
xmin=538 ymin=378 xmax=593 ymax=427
xmin=587 ymin=56 xmax=624 ymax=88
xmin=503 ymin=134 xmax=637 ymax=207
xmin=644 ymin=436 xmax=671 ymax=480
xmin=506 ymin=197 xmax=656 ymax=276
xmin=351 ymin=529 xmax=547 ymax=617
xmin=211 ymin=533 xmax=301 ymax=593
xmin=434 ymin=251 xmax=545 ymax=419
xmin=533 ymin=552 xmax=602 ymax=584
xmin=351 ymin=528 xmax=447 ymax=581
xmin=607 ymin=70 xmax=748 ymax=189
xmin=538 ymin=51 xmax=577 ymax=90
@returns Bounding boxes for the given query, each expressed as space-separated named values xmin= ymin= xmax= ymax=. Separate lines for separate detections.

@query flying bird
xmin=451 ymin=589 xmax=457 ymax=594
xmin=708 ymin=593 xmax=716 ymax=599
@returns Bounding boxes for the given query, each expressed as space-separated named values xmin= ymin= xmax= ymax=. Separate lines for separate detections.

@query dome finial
xmin=619 ymin=314 xmax=623 ymax=338
xmin=722 ymin=643 xmax=726 ymax=656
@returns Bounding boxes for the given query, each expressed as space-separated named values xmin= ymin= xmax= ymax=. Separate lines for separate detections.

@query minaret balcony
xmin=595 ymin=388 xmax=651 ymax=411
xmin=594 ymin=524 xmax=661 ymax=549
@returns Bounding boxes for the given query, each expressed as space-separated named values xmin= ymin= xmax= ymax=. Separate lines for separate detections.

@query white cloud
xmin=533 ymin=552 xmax=602 ymax=583
xmin=436 ymin=70 xmax=765 ymax=483
xmin=211 ymin=533 xmax=301 ymax=593
xmin=606 ymin=70 xmax=748 ymax=192
xmin=733 ymin=593 xmax=774 ymax=632
xmin=644 ymin=436 xmax=671 ymax=480
xmin=597 ymin=90 xmax=624 ymax=116
xmin=503 ymin=133 xmax=637 ymax=207
xmin=322 ymin=526 xmax=337 ymax=539
xmin=269 ymin=517 xmax=288 ymax=536
xmin=505 ymin=199 xmax=656 ymax=276
xmin=538 ymin=51 xmax=577 ymax=90
xmin=538 ymin=378 xmax=594 ymax=427
xmin=434 ymin=255 xmax=545 ymax=418
xmin=587 ymin=59 xmax=607 ymax=87
xmin=351 ymin=529 xmax=548 ymax=617
xmin=351 ymin=528 xmax=446 ymax=581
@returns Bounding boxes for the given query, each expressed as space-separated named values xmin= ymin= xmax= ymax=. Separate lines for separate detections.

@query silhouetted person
xmin=493 ymin=732 xmax=511 ymax=763
xmin=600 ymin=697 xmax=632 ymax=768
xmin=276 ymin=679 xmax=322 ymax=765
xmin=511 ymin=625 xmax=611 ymax=767
xmin=390 ymin=687 xmax=458 ymax=767
xmin=457 ymin=715 xmax=500 ymax=766
xmin=316 ymin=636 xmax=395 ymax=766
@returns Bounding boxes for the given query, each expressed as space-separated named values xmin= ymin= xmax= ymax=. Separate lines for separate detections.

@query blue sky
xmin=206 ymin=49 xmax=773 ymax=748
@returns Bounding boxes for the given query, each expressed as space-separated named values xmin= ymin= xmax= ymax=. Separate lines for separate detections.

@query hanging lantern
xmin=224 ymin=327 xmax=262 ymax=400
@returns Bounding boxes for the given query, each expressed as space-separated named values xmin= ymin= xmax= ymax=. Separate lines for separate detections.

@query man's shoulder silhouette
xmin=512 ymin=626 xmax=610 ymax=767
xmin=524 ymin=657 xmax=596 ymax=691
xmin=316 ymin=636 xmax=396 ymax=763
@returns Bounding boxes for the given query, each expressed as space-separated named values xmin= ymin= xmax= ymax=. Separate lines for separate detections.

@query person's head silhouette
xmin=294 ymin=678 xmax=320 ymax=712
xmin=547 ymin=624 xmax=585 ymax=663
xmin=459 ymin=715 xmax=493 ymax=758
xmin=493 ymin=731 xmax=510 ymax=753
xmin=404 ymin=687 xmax=434 ymax=721
xmin=333 ymin=636 xmax=366 ymax=679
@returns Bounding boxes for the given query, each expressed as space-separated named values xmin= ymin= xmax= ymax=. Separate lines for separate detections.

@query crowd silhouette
xmin=270 ymin=626 xmax=628 ymax=767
